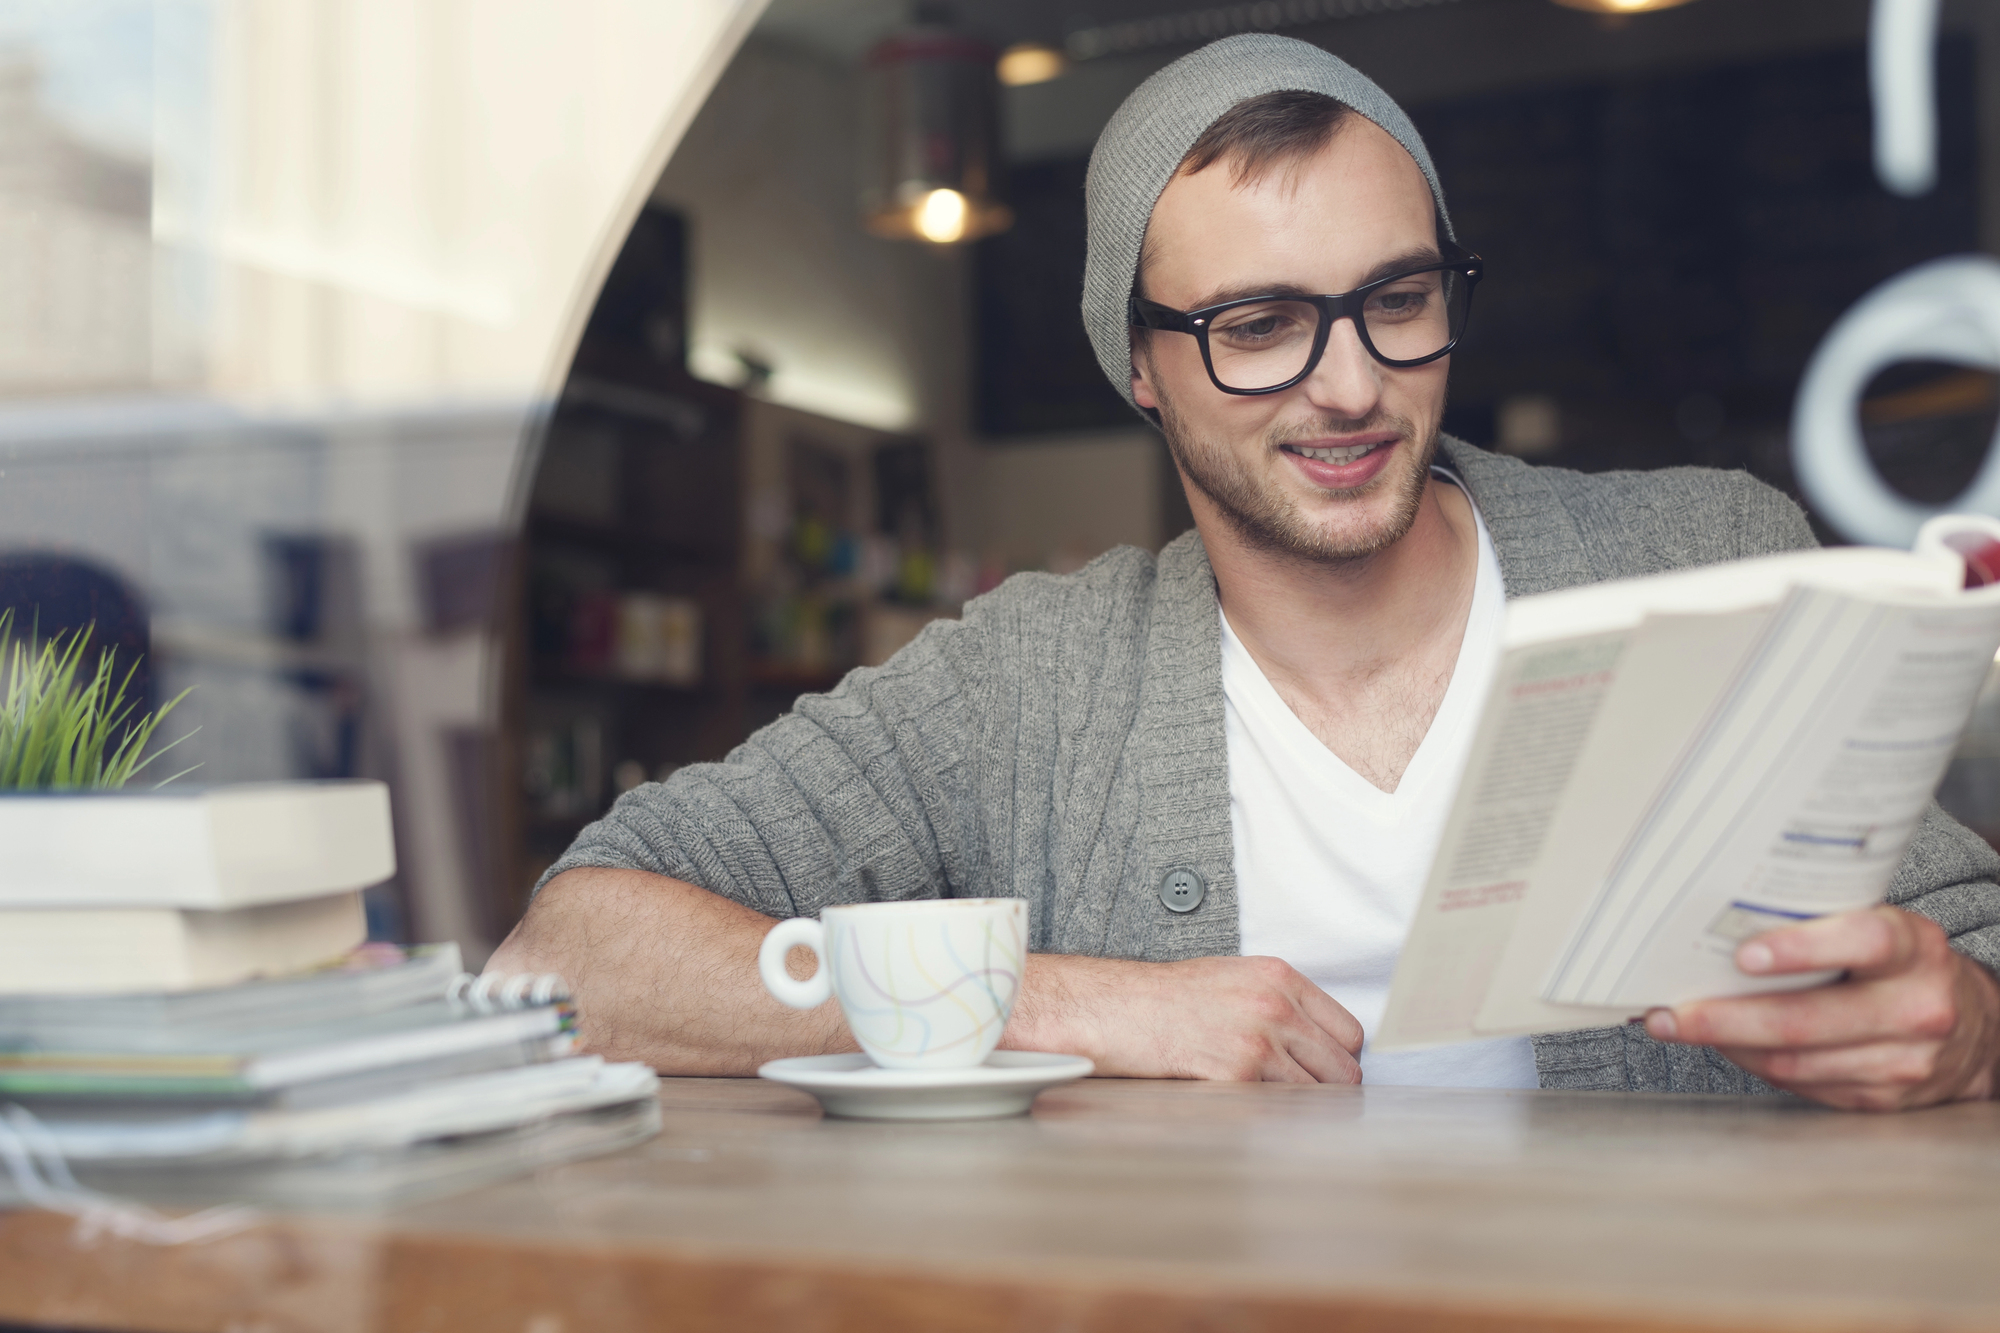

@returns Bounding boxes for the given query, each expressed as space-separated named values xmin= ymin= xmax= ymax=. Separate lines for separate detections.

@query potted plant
xmin=0 ymin=608 xmax=194 ymax=792
xmin=0 ymin=612 xmax=397 ymax=992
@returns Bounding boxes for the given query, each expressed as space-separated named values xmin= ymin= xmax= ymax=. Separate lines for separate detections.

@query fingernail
xmin=1645 ymin=1008 xmax=1678 ymax=1041
xmin=1739 ymin=941 xmax=1774 ymax=973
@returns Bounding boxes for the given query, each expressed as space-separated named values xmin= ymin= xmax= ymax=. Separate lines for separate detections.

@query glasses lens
xmin=1204 ymin=299 xmax=1322 ymax=391
xmin=1361 ymin=267 xmax=1466 ymax=364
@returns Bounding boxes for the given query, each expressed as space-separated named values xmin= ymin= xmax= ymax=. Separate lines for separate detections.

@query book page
xmin=1474 ymin=610 xmax=1769 ymax=1035
xmin=1538 ymin=587 xmax=2000 ymax=1010
xmin=1501 ymin=546 xmax=1958 ymax=649
xmin=1374 ymin=632 xmax=1633 ymax=1050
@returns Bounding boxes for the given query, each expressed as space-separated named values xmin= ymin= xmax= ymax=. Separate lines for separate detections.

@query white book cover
xmin=0 ymin=892 xmax=367 ymax=995
xmin=0 ymin=780 xmax=394 ymax=909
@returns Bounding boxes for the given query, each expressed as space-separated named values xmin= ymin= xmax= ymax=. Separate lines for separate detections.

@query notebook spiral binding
xmin=448 ymin=971 xmax=572 ymax=1010
xmin=452 ymin=964 xmax=576 ymax=1008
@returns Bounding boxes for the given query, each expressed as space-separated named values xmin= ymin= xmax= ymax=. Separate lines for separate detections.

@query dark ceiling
xmin=754 ymin=0 xmax=1952 ymax=163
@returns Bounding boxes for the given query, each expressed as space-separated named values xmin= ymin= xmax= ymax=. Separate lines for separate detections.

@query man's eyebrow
xmin=1185 ymin=280 xmax=1319 ymax=309
xmin=1358 ymin=246 xmax=1447 ymax=286
xmin=1183 ymin=248 xmax=1449 ymax=311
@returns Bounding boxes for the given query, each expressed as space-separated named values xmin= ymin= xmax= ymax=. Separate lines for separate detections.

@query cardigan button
xmin=1159 ymin=867 xmax=1205 ymax=913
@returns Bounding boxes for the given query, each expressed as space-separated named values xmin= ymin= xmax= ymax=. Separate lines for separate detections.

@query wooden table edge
xmin=1 ymin=1205 xmax=1985 ymax=1333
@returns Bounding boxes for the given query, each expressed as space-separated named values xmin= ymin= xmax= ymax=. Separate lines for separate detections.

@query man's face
xmin=1132 ymin=119 xmax=1451 ymax=565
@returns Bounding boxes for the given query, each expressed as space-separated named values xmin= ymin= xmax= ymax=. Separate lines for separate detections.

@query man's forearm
xmin=494 ymin=872 xmax=1125 ymax=1075
xmin=489 ymin=872 xmax=1363 ymax=1083
xmin=486 ymin=867 xmax=853 ymax=1075
xmin=1000 ymin=953 xmax=1120 ymax=1064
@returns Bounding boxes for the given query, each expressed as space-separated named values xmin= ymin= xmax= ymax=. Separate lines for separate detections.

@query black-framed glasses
xmin=1129 ymin=251 xmax=1484 ymax=396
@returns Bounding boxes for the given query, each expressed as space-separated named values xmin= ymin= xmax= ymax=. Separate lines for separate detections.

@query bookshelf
xmin=502 ymin=340 xmax=748 ymax=917
xmin=499 ymin=374 xmax=970 ymax=919
xmin=496 ymin=205 xmax=968 ymax=926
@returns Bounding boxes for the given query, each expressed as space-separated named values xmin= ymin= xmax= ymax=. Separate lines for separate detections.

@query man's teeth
xmin=1291 ymin=442 xmax=1380 ymax=464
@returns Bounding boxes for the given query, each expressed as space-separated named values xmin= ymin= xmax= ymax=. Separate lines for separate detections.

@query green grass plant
xmin=0 ymin=609 xmax=194 ymax=790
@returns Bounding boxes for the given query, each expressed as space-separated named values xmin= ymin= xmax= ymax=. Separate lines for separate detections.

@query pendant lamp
xmin=860 ymin=16 xmax=1012 ymax=245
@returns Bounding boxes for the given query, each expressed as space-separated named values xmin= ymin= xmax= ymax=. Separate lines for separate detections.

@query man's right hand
xmin=1007 ymin=953 xmax=1364 ymax=1083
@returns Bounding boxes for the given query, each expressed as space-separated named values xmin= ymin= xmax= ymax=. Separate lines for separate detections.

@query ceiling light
xmin=871 ymin=184 xmax=1011 ymax=247
xmin=997 ymin=43 xmax=1066 ymax=87
xmin=1549 ymin=0 xmax=1701 ymax=12
xmin=860 ymin=23 xmax=1013 ymax=246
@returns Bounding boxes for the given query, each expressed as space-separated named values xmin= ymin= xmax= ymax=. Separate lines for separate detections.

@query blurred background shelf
xmin=499 ymin=206 xmax=976 ymax=914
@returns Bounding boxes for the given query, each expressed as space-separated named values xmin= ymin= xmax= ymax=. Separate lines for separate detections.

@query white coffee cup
xmin=757 ymin=898 xmax=1027 ymax=1070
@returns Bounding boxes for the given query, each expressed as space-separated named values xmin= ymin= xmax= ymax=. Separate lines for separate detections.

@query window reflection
xmin=0 ymin=1 xmax=758 ymax=960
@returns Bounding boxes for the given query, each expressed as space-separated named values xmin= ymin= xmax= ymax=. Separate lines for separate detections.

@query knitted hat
xmin=1082 ymin=33 xmax=1453 ymax=409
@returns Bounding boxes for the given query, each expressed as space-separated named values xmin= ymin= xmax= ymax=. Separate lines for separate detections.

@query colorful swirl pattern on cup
xmin=826 ymin=912 xmax=1025 ymax=1060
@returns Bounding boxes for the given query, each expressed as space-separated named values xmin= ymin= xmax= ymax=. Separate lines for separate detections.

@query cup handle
xmin=759 ymin=917 xmax=831 ymax=1009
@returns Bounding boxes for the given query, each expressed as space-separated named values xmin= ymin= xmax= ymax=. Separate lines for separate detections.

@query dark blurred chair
xmin=0 ymin=553 xmax=152 ymax=713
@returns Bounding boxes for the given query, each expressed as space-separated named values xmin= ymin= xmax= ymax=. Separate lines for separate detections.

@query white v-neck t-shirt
xmin=1224 ymin=474 xmax=1539 ymax=1088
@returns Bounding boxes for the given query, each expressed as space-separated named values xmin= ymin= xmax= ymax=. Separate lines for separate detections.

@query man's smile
xmin=1278 ymin=434 xmax=1399 ymax=489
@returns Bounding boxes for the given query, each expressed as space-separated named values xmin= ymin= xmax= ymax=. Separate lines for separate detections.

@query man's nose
xmin=1298 ymin=317 xmax=1383 ymax=420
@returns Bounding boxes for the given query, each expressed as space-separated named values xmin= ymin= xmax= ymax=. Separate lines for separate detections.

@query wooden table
xmin=3 ymin=1078 xmax=1999 ymax=1333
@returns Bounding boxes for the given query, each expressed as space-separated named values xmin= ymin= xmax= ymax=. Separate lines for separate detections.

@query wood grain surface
xmin=3 ymin=1078 xmax=1999 ymax=1333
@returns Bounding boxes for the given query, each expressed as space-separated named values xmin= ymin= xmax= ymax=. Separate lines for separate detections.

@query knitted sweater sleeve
xmin=534 ymin=610 xmax=990 ymax=921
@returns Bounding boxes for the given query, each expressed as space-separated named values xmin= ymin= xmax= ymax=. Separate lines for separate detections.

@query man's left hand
xmin=1643 ymin=905 xmax=2000 ymax=1111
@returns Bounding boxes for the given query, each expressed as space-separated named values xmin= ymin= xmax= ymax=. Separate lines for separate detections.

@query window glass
xmin=0 ymin=0 xmax=756 ymax=955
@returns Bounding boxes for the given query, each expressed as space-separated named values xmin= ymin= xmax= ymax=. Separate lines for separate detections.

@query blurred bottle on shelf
xmin=566 ymin=591 xmax=618 ymax=676
xmin=614 ymin=593 xmax=702 ymax=686
xmin=523 ymin=716 xmax=604 ymax=820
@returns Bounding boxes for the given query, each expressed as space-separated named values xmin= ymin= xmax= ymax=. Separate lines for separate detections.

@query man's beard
xmin=1156 ymin=384 xmax=1438 ymax=566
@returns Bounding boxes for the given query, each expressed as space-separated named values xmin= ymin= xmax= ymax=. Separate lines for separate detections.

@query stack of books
xmin=0 ymin=944 xmax=658 ymax=1208
xmin=0 ymin=783 xmax=658 ymax=1209
xmin=1 ymin=783 xmax=398 ymax=993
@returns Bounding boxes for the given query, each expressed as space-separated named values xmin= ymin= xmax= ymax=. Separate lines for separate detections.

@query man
xmin=493 ymin=34 xmax=2000 ymax=1109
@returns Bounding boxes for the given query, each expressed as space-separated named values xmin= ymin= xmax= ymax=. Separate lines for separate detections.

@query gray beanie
xmin=1082 ymin=33 xmax=1453 ymax=409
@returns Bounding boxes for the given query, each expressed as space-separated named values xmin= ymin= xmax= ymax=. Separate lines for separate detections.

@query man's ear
xmin=1130 ymin=339 xmax=1160 ymax=411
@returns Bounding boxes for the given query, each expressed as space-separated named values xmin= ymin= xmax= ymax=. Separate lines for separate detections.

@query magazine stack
xmin=0 ymin=942 xmax=658 ymax=1212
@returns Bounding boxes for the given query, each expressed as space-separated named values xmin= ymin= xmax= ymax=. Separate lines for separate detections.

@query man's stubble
xmin=1154 ymin=379 xmax=1439 ymax=567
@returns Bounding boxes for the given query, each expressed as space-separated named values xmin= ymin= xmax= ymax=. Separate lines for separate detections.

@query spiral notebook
xmin=1 ymin=1059 xmax=660 ymax=1211
xmin=0 ymin=968 xmax=658 ymax=1211
xmin=0 ymin=962 xmax=580 ymax=1101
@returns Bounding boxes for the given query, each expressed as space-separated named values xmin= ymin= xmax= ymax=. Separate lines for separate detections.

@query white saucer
xmin=757 ymin=1051 xmax=1094 ymax=1121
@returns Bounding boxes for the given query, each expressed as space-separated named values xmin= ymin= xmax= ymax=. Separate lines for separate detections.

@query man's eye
xmin=1369 ymin=290 xmax=1430 ymax=318
xmin=1219 ymin=313 xmax=1290 ymax=340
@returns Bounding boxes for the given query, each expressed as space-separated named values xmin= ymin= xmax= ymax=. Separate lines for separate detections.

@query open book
xmin=1375 ymin=514 xmax=2000 ymax=1051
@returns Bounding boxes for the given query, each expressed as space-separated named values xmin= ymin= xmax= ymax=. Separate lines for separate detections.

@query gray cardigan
xmin=547 ymin=438 xmax=2000 ymax=1094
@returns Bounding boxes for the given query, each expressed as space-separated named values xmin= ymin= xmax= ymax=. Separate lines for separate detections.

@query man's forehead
xmin=1142 ymin=119 xmax=1437 ymax=299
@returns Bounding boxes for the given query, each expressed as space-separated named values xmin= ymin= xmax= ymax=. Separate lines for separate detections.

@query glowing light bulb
xmin=914 ymin=188 xmax=969 ymax=244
